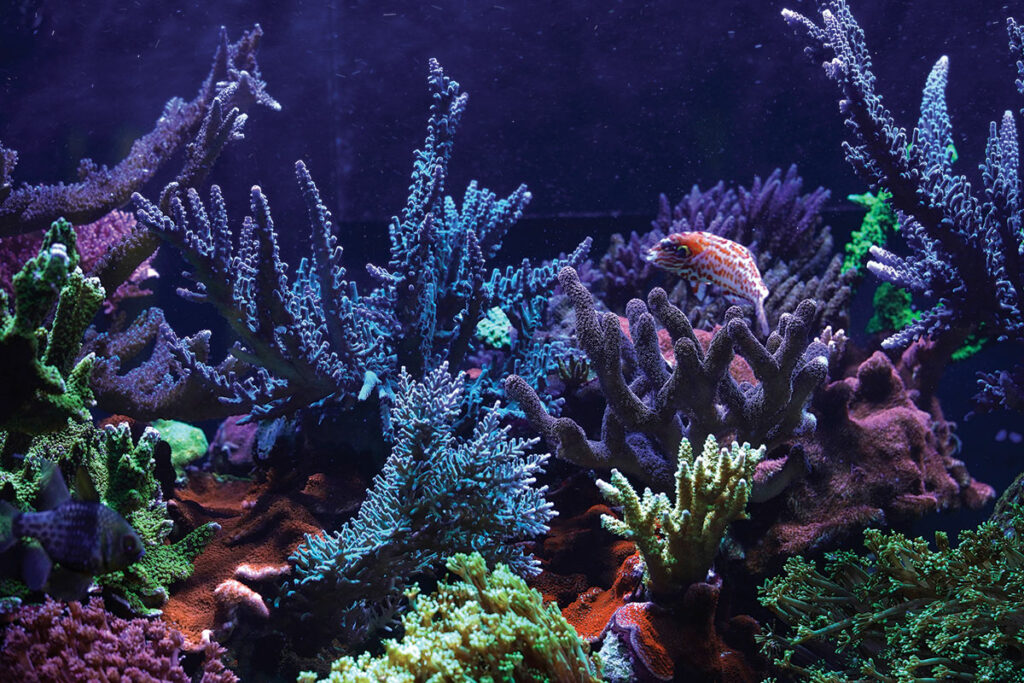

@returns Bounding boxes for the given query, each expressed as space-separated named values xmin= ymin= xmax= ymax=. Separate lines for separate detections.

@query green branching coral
xmin=759 ymin=511 xmax=1024 ymax=681
xmin=842 ymin=190 xmax=899 ymax=274
xmin=0 ymin=420 xmax=215 ymax=615
xmin=596 ymin=435 xmax=763 ymax=601
xmin=299 ymin=552 xmax=602 ymax=683
xmin=98 ymin=522 xmax=218 ymax=615
xmin=0 ymin=218 xmax=101 ymax=435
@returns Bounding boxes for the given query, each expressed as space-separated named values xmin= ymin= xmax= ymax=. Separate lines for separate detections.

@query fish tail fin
xmin=0 ymin=501 xmax=19 ymax=554
xmin=755 ymin=299 xmax=770 ymax=337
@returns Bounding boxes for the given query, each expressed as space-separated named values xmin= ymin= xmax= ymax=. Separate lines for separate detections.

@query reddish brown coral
xmin=562 ymin=551 xmax=644 ymax=641
xmin=741 ymin=351 xmax=994 ymax=571
xmin=606 ymin=581 xmax=758 ymax=682
xmin=163 ymin=472 xmax=328 ymax=645
xmin=0 ymin=597 xmax=237 ymax=682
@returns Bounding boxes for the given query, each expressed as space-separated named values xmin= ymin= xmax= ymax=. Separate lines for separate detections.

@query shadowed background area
xmin=0 ymin=0 xmax=1019 ymax=233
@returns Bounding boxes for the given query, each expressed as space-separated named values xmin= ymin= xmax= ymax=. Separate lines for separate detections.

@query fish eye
xmin=122 ymin=536 xmax=138 ymax=554
xmin=676 ymin=245 xmax=690 ymax=256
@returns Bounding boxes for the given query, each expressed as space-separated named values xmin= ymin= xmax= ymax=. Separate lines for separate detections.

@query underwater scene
xmin=3 ymin=0 xmax=1024 ymax=680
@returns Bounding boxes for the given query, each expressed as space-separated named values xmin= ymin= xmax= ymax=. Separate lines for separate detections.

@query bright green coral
xmin=0 ymin=218 xmax=101 ymax=435
xmin=842 ymin=190 xmax=899 ymax=274
xmin=596 ymin=435 xmax=762 ymax=601
xmin=759 ymin=509 xmax=1024 ymax=681
xmin=98 ymin=521 xmax=218 ymax=615
xmin=475 ymin=306 xmax=513 ymax=349
xmin=150 ymin=419 xmax=209 ymax=476
xmin=299 ymin=552 xmax=602 ymax=683
xmin=866 ymin=281 xmax=921 ymax=334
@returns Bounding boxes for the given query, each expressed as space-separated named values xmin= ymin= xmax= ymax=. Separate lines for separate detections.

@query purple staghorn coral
xmin=584 ymin=165 xmax=853 ymax=335
xmin=506 ymin=266 xmax=831 ymax=491
xmin=0 ymin=25 xmax=279 ymax=239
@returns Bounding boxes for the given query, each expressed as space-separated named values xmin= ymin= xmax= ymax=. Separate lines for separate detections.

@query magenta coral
xmin=0 ymin=597 xmax=238 ymax=683
xmin=0 ymin=209 xmax=158 ymax=312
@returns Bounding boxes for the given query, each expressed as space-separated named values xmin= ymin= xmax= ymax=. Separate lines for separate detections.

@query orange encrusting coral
xmin=162 ymin=473 xmax=325 ymax=645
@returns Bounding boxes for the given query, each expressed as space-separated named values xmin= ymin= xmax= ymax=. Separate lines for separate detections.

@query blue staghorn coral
xmin=94 ymin=59 xmax=589 ymax=425
xmin=277 ymin=363 xmax=554 ymax=657
xmin=783 ymin=2 xmax=1024 ymax=377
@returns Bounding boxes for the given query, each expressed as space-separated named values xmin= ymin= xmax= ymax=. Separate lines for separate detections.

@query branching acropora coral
xmin=299 ymin=553 xmax=602 ymax=683
xmin=597 ymin=435 xmax=762 ymax=602
xmin=759 ymin=510 xmax=1024 ymax=681
xmin=0 ymin=218 xmax=100 ymax=435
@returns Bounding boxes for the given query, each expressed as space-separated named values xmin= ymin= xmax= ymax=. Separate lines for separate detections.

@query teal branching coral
xmin=475 ymin=306 xmax=512 ymax=349
xmin=758 ymin=508 xmax=1024 ymax=681
xmin=298 ymin=552 xmax=602 ymax=683
xmin=0 ymin=218 xmax=101 ymax=435
xmin=280 ymin=363 xmax=555 ymax=654
xmin=596 ymin=435 xmax=763 ymax=602
xmin=841 ymin=190 xmax=899 ymax=275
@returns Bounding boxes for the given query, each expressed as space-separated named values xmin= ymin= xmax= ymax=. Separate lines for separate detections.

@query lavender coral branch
xmin=0 ymin=25 xmax=279 ymax=238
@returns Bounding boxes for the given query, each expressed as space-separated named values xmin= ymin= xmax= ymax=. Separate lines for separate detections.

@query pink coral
xmin=742 ymin=351 xmax=994 ymax=571
xmin=0 ymin=597 xmax=237 ymax=682
xmin=606 ymin=582 xmax=758 ymax=682
xmin=0 ymin=209 xmax=157 ymax=311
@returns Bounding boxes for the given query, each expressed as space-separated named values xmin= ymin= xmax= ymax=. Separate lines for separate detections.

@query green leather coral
xmin=759 ymin=510 xmax=1024 ymax=681
xmin=300 ymin=552 xmax=602 ymax=683
xmin=597 ymin=435 xmax=762 ymax=601
xmin=0 ymin=218 xmax=101 ymax=434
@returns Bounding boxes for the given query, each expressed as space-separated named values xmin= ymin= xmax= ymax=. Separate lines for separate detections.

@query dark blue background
xmin=1 ymin=0 xmax=1021 ymax=230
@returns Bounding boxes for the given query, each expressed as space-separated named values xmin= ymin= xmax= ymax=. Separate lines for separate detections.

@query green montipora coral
xmin=597 ymin=435 xmax=763 ymax=601
xmin=300 ymin=552 xmax=602 ymax=683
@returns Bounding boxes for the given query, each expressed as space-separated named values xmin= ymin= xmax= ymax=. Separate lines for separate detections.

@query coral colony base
xmin=1 ymin=0 xmax=1024 ymax=680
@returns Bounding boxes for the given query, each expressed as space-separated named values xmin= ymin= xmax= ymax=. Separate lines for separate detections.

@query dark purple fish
xmin=0 ymin=461 xmax=143 ymax=592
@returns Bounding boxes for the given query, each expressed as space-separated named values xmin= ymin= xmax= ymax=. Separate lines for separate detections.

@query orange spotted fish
xmin=646 ymin=232 xmax=770 ymax=336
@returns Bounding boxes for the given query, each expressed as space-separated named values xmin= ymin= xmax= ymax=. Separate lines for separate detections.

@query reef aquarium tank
xmin=3 ymin=0 xmax=1024 ymax=680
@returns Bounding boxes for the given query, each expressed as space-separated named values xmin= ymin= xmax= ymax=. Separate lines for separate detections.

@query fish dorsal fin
xmin=74 ymin=466 xmax=100 ymax=503
xmin=35 ymin=460 xmax=70 ymax=511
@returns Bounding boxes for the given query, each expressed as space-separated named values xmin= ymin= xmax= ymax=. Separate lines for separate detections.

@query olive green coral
xmin=299 ymin=552 xmax=602 ymax=683
xmin=0 ymin=218 xmax=101 ymax=435
xmin=596 ymin=435 xmax=762 ymax=601
xmin=759 ymin=509 xmax=1024 ymax=681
